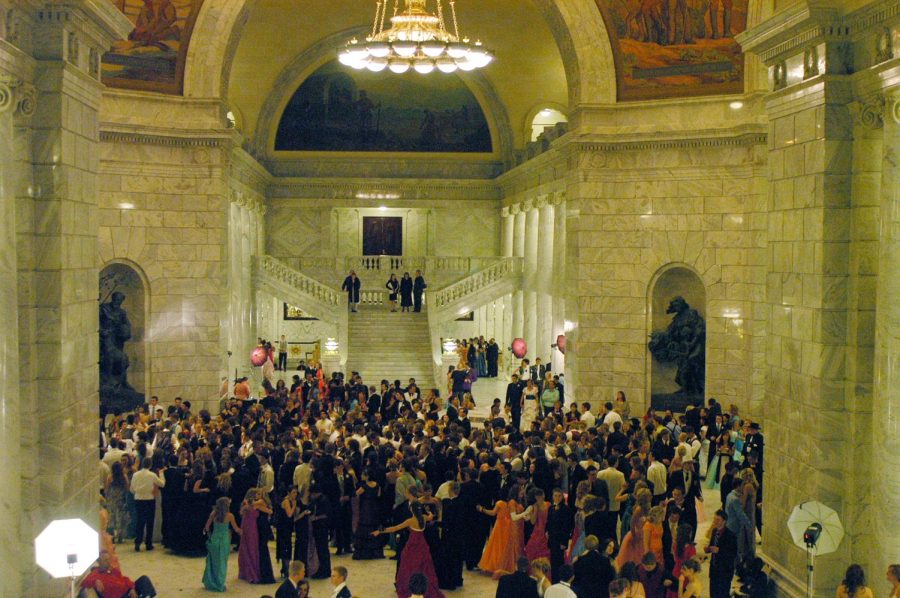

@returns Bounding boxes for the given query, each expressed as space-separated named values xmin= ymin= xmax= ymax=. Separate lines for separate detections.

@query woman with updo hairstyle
xmin=374 ymin=501 xmax=445 ymax=598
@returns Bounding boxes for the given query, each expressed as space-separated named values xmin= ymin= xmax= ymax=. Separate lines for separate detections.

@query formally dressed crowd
xmin=91 ymin=347 xmax=898 ymax=598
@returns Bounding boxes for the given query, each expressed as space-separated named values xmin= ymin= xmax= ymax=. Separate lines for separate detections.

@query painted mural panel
xmin=102 ymin=0 xmax=204 ymax=94
xmin=275 ymin=60 xmax=492 ymax=153
xmin=596 ymin=0 xmax=748 ymax=100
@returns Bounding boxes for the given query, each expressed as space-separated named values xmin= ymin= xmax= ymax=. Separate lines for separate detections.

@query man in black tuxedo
xmin=573 ymin=535 xmax=616 ymax=598
xmin=531 ymin=357 xmax=547 ymax=388
xmin=496 ymin=556 xmax=540 ymax=598
xmin=667 ymin=459 xmax=702 ymax=539
xmin=742 ymin=422 xmax=765 ymax=469
xmin=459 ymin=468 xmax=489 ymax=571
xmin=505 ymin=374 xmax=524 ymax=429
xmin=275 ymin=560 xmax=305 ymax=598
xmin=566 ymin=453 xmax=587 ymax=510
xmin=486 ymin=338 xmax=499 ymax=377
xmin=365 ymin=386 xmax=381 ymax=421
xmin=413 ymin=270 xmax=427 ymax=312
xmin=547 ymin=488 xmax=574 ymax=582
xmin=706 ymin=510 xmax=738 ymax=598
xmin=330 ymin=566 xmax=352 ymax=598
xmin=446 ymin=395 xmax=460 ymax=424
xmin=661 ymin=505 xmax=682 ymax=572
xmin=341 ymin=270 xmax=361 ymax=312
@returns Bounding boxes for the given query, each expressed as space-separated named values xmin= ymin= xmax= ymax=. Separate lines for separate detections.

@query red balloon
xmin=250 ymin=347 xmax=268 ymax=367
xmin=556 ymin=334 xmax=567 ymax=354
xmin=511 ymin=338 xmax=528 ymax=359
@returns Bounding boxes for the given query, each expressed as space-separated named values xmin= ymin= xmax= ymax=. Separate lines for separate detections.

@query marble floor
xmin=116 ymin=487 xmax=727 ymax=598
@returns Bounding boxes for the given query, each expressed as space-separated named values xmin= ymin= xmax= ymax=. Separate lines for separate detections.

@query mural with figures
xmin=595 ymin=0 xmax=748 ymax=100
xmin=102 ymin=0 xmax=205 ymax=94
xmin=275 ymin=60 xmax=493 ymax=153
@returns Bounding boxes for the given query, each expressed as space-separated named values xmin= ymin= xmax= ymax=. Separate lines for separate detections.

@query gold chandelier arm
xmin=373 ymin=1 xmax=383 ymax=38
xmin=449 ymin=0 xmax=461 ymax=40
xmin=392 ymin=0 xmax=400 ymax=18
xmin=436 ymin=0 xmax=447 ymax=36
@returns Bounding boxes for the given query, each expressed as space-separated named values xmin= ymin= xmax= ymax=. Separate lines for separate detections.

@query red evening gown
xmin=396 ymin=528 xmax=445 ymax=598
xmin=524 ymin=505 xmax=551 ymax=561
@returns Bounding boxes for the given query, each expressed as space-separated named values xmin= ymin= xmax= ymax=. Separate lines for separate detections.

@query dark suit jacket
xmin=709 ymin=527 xmax=738 ymax=577
xmin=505 ymin=382 xmax=524 ymax=409
xmin=275 ymin=578 xmax=299 ymax=598
xmin=496 ymin=570 xmax=540 ymax=598
xmin=334 ymin=586 xmax=352 ymax=598
xmin=573 ymin=549 xmax=616 ymax=598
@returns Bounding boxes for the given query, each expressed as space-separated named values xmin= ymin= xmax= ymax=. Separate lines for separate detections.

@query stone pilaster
xmin=536 ymin=200 xmax=555 ymax=368
xmin=524 ymin=203 xmax=539 ymax=356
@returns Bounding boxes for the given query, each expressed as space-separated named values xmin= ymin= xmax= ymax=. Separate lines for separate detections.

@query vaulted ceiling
xmin=227 ymin=0 xmax=569 ymax=151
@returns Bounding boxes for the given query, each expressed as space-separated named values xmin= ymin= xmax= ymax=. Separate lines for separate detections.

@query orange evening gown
xmin=478 ymin=501 xmax=520 ymax=573
xmin=642 ymin=520 xmax=664 ymax=566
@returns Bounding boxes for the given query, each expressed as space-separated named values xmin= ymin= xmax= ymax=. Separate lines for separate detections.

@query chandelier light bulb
xmin=414 ymin=60 xmax=435 ymax=74
xmin=389 ymin=59 xmax=411 ymax=73
xmin=341 ymin=1 xmax=492 ymax=75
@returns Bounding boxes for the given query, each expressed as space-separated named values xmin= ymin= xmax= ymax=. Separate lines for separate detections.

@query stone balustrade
xmin=255 ymin=255 xmax=342 ymax=309
xmin=431 ymin=257 xmax=524 ymax=311
xmin=278 ymin=255 xmax=500 ymax=274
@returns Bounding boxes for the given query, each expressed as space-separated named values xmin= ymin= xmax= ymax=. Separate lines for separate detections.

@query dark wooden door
xmin=362 ymin=217 xmax=402 ymax=255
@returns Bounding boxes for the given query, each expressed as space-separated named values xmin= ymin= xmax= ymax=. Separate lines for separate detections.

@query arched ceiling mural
xmin=596 ymin=0 xmax=748 ymax=100
xmin=102 ymin=0 xmax=205 ymax=94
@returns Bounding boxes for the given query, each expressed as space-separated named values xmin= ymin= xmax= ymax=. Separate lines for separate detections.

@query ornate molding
xmin=893 ymin=97 xmax=900 ymax=125
xmin=270 ymin=178 xmax=501 ymax=202
xmin=853 ymin=95 xmax=886 ymax=129
xmin=229 ymin=189 xmax=266 ymax=214
xmin=99 ymin=130 xmax=231 ymax=148
xmin=0 ymin=74 xmax=36 ymax=118
xmin=574 ymin=131 xmax=767 ymax=153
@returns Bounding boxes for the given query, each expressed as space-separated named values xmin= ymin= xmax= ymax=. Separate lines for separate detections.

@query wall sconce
xmin=325 ymin=338 xmax=339 ymax=353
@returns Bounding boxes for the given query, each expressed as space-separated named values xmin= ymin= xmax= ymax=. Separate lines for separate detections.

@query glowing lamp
xmin=251 ymin=347 xmax=268 ymax=367
xmin=325 ymin=338 xmax=339 ymax=353
xmin=511 ymin=338 xmax=528 ymax=359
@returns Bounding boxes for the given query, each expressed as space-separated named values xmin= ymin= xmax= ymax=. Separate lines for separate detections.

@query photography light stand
xmin=803 ymin=523 xmax=822 ymax=598
xmin=67 ymin=553 xmax=77 ymax=598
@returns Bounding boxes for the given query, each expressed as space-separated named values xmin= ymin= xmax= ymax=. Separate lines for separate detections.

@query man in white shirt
xmin=602 ymin=401 xmax=623 ymax=429
xmin=647 ymin=451 xmax=668 ymax=504
xmin=257 ymin=450 xmax=275 ymax=496
xmin=130 ymin=458 xmax=165 ymax=551
xmin=330 ymin=565 xmax=351 ymax=598
xmin=597 ymin=455 xmax=627 ymax=516
xmin=102 ymin=440 xmax=127 ymax=466
xmin=579 ymin=402 xmax=596 ymax=429
xmin=684 ymin=425 xmax=702 ymax=460
xmin=293 ymin=452 xmax=313 ymax=505
xmin=545 ymin=563 xmax=577 ymax=598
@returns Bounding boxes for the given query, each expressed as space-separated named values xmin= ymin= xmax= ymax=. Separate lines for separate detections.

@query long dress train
xmin=396 ymin=528 xmax=445 ymax=598
xmin=203 ymin=521 xmax=230 ymax=592
xmin=353 ymin=484 xmax=383 ymax=559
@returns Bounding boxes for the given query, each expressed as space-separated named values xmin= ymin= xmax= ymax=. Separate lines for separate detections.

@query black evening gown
xmin=353 ymin=484 xmax=384 ymax=559
xmin=256 ymin=510 xmax=276 ymax=584
xmin=436 ymin=497 xmax=464 ymax=590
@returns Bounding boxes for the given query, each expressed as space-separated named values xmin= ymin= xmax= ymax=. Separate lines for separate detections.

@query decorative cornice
xmin=269 ymin=177 xmax=501 ymax=202
xmin=229 ymin=188 xmax=266 ymax=214
xmin=99 ymin=129 xmax=232 ymax=148
xmin=737 ymin=3 xmax=846 ymax=66
xmin=573 ymin=130 xmax=767 ymax=152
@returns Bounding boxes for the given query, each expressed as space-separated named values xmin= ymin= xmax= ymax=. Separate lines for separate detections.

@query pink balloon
xmin=250 ymin=347 xmax=268 ymax=367
xmin=556 ymin=334 xmax=567 ymax=354
xmin=511 ymin=338 xmax=528 ymax=359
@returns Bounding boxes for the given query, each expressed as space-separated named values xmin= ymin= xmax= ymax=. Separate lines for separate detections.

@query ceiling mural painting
xmin=275 ymin=60 xmax=493 ymax=153
xmin=596 ymin=0 xmax=748 ymax=100
xmin=102 ymin=0 xmax=205 ymax=94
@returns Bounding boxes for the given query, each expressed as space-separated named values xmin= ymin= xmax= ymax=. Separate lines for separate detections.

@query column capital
xmin=0 ymin=73 xmax=36 ymax=119
xmin=522 ymin=198 xmax=535 ymax=213
xmin=534 ymin=195 xmax=549 ymax=210
xmin=851 ymin=94 xmax=886 ymax=129
xmin=501 ymin=206 xmax=510 ymax=218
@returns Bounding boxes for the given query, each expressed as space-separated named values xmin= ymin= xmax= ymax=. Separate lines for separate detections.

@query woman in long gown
xmin=642 ymin=505 xmax=665 ymax=566
xmin=522 ymin=489 xmax=551 ymax=562
xmin=522 ymin=380 xmax=540 ymax=430
xmin=203 ymin=497 xmax=242 ymax=592
xmin=277 ymin=487 xmax=299 ymax=578
xmin=104 ymin=462 xmax=130 ymax=544
xmin=665 ymin=524 xmax=696 ymax=598
xmin=737 ymin=468 xmax=759 ymax=564
xmin=255 ymin=491 xmax=277 ymax=584
xmin=436 ymin=484 xmax=464 ymax=591
xmin=399 ymin=272 xmax=414 ymax=312
xmin=617 ymin=488 xmax=651 ymax=569
xmin=386 ymin=274 xmax=400 ymax=312
xmin=238 ymin=489 xmax=262 ymax=583
xmin=477 ymin=493 xmax=522 ymax=574
xmin=353 ymin=468 xmax=384 ymax=559
xmin=374 ymin=502 xmax=445 ymax=598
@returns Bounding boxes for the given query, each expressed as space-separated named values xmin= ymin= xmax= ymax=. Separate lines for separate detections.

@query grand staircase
xmin=346 ymin=308 xmax=435 ymax=388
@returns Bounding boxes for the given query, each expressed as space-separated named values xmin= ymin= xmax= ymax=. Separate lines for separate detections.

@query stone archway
xmin=183 ymin=0 xmax=618 ymax=109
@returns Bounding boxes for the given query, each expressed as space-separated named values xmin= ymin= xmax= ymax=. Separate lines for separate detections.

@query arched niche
xmin=648 ymin=265 xmax=706 ymax=412
xmin=99 ymin=261 xmax=150 ymax=402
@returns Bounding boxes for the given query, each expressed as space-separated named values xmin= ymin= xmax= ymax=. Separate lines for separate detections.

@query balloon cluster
xmin=250 ymin=347 xmax=268 ymax=367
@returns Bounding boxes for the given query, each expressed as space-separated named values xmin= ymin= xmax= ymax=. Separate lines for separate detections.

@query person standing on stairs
xmin=386 ymin=273 xmax=400 ymax=312
xmin=400 ymin=272 xmax=414 ymax=312
xmin=413 ymin=270 xmax=427 ymax=312
xmin=342 ymin=270 xmax=361 ymax=312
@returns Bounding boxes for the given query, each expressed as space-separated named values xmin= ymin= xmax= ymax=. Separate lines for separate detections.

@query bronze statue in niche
xmin=648 ymin=296 xmax=706 ymax=396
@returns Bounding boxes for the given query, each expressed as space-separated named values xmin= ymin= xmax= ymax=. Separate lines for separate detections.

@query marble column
xmin=524 ymin=204 xmax=539 ymax=358
xmin=536 ymin=202 xmax=554 ymax=368
xmin=872 ymin=91 xmax=900 ymax=586
xmin=502 ymin=208 xmax=514 ymax=257
xmin=14 ymin=3 xmax=131 ymax=595
xmin=0 ymin=65 xmax=29 ymax=598
xmin=512 ymin=208 xmax=525 ymax=344
xmin=551 ymin=199 xmax=567 ymax=376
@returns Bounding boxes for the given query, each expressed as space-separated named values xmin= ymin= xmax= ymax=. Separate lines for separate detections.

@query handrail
xmin=254 ymin=256 xmax=342 ymax=307
xmin=277 ymin=255 xmax=500 ymax=274
xmin=431 ymin=257 xmax=523 ymax=309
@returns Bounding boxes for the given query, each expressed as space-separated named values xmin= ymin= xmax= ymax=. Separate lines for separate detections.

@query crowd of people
xmin=93 ymin=349 xmax=897 ymax=598
xmin=341 ymin=269 xmax=428 ymax=313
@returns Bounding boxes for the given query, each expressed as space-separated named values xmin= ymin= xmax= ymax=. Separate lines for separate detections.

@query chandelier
xmin=338 ymin=0 xmax=493 ymax=74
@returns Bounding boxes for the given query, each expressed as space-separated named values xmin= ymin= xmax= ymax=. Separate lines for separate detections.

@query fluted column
xmin=502 ymin=207 xmax=514 ymax=257
xmin=512 ymin=208 xmax=525 ymax=343
xmin=536 ymin=201 xmax=554 ymax=368
xmin=524 ymin=204 xmax=539 ymax=358
xmin=551 ymin=198 xmax=567 ymax=375
xmin=873 ymin=91 xmax=900 ymax=586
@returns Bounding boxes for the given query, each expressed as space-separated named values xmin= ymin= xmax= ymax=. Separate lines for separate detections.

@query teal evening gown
xmin=202 ymin=521 xmax=231 ymax=591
